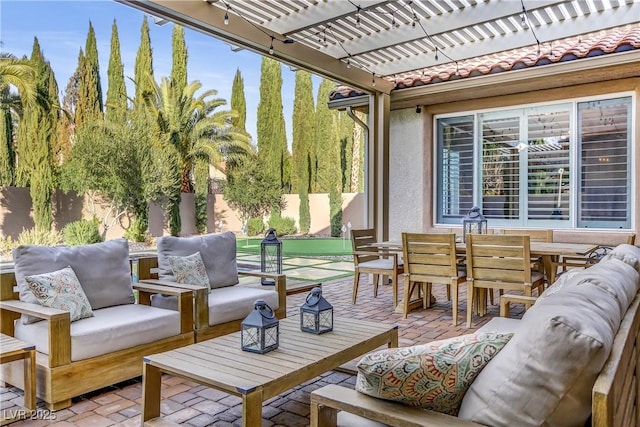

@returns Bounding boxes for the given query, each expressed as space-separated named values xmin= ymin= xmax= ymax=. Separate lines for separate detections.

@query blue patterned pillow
xmin=167 ymin=251 xmax=209 ymax=287
xmin=355 ymin=332 xmax=513 ymax=415
xmin=25 ymin=266 xmax=94 ymax=322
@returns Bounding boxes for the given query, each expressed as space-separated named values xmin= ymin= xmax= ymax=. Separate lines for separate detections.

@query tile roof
xmin=330 ymin=24 xmax=640 ymax=100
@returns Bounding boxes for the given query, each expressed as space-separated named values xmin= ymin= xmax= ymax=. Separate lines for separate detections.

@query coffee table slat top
xmin=144 ymin=316 xmax=397 ymax=397
xmin=0 ymin=333 xmax=35 ymax=359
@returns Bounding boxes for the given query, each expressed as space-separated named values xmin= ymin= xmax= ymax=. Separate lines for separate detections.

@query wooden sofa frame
xmin=142 ymin=273 xmax=286 ymax=342
xmin=310 ymin=291 xmax=640 ymax=427
xmin=0 ymin=270 xmax=195 ymax=410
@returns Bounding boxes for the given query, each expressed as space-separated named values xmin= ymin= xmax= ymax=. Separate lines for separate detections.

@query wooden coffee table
xmin=0 ymin=334 xmax=35 ymax=425
xmin=141 ymin=316 xmax=398 ymax=427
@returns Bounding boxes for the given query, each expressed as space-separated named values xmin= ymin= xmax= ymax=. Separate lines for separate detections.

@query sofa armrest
xmin=310 ymin=385 xmax=483 ymax=427
xmin=238 ymin=272 xmax=287 ymax=318
xmin=133 ymin=282 xmax=194 ymax=334
xmin=0 ymin=299 xmax=71 ymax=368
xmin=139 ymin=279 xmax=208 ymax=331
xmin=499 ymin=294 xmax=538 ymax=317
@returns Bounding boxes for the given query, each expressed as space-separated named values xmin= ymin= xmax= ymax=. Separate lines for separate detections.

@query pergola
xmin=118 ymin=0 xmax=640 ymax=238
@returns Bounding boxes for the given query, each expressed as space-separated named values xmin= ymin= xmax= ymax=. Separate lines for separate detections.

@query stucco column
xmin=368 ymin=92 xmax=390 ymax=241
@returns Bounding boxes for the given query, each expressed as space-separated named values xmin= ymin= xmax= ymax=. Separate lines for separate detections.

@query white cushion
xmin=458 ymin=257 xmax=639 ymax=427
xmin=338 ymin=411 xmax=387 ymax=427
xmin=602 ymin=244 xmax=640 ymax=274
xmin=14 ymin=304 xmax=180 ymax=362
xmin=358 ymin=259 xmax=402 ymax=270
xmin=208 ymin=286 xmax=279 ymax=326
xmin=476 ymin=317 xmax=520 ymax=335
xmin=151 ymin=285 xmax=279 ymax=327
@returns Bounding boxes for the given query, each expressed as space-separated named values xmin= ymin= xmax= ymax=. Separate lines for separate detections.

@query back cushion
xmin=157 ymin=232 xmax=239 ymax=289
xmin=601 ymin=244 xmax=640 ymax=274
xmin=458 ymin=258 xmax=639 ymax=427
xmin=14 ymin=239 xmax=134 ymax=320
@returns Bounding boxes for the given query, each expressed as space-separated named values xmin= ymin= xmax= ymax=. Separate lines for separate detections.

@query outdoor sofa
xmin=0 ymin=239 xmax=194 ymax=410
xmin=310 ymin=244 xmax=640 ymax=427
xmin=140 ymin=231 xmax=287 ymax=342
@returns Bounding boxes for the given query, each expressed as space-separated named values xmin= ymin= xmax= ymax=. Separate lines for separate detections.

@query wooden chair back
xmin=351 ymin=228 xmax=379 ymax=266
xmin=402 ymin=233 xmax=458 ymax=281
xmin=499 ymin=228 xmax=553 ymax=242
xmin=466 ymin=234 xmax=533 ymax=290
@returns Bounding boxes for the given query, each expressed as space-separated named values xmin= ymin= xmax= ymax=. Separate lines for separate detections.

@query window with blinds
xmin=436 ymin=116 xmax=474 ymax=222
xmin=435 ymin=95 xmax=632 ymax=229
xmin=577 ymin=97 xmax=631 ymax=228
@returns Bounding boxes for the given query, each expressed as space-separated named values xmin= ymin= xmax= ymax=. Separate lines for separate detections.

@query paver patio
xmin=1 ymin=272 xmax=520 ymax=426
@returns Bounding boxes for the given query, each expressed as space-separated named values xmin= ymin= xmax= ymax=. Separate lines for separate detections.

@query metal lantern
xmin=462 ymin=206 xmax=488 ymax=242
xmin=300 ymin=287 xmax=333 ymax=334
xmin=260 ymin=228 xmax=282 ymax=285
xmin=241 ymin=300 xmax=279 ymax=354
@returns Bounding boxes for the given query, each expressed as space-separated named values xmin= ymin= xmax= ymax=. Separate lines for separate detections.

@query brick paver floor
xmin=1 ymin=274 xmax=526 ymax=426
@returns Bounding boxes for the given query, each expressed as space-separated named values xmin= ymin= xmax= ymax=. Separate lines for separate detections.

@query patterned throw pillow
xmin=167 ymin=251 xmax=209 ymax=287
xmin=25 ymin=266 xmax=94 ymax=322
xmin=355 ymin=332 xmax=513 ymax=415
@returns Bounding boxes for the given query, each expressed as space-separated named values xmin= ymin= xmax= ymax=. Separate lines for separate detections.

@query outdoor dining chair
xmin=401 ymin=232 xmax=466 ymax=324
xmin=465 ymin=234 xmax=545 ymax=328
xmin=350 ymin=228 xmax=403 ymax=308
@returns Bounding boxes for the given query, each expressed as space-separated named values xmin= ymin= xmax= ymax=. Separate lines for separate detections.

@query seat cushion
xmin=157 ymin=232 xmax=239 ymax=289
xmin=355 ymin=333 xmax=512 ymax=416
xmin=14 ymin=304 xmax=180 ymax=361
xmin=13 ymin=239 xmax=134 ymax=324
xmin=458 ymin=257 xmax=639 ymax=427
xmin=337 ymin=412 xmax=388 ymax=427
xmin=358 ymin=259 xmax=402 ymax=270
xmin=25 ymin=266 xmax=94 ymax=322
xmin=151 ymin=285 xmax=279 ymax=327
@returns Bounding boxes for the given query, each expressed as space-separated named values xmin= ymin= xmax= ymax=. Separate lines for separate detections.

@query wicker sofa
xmin=0 ymin=239 xmax=194 ymax=410
xmin=311 ymin=244 xmax=640 ymax=427
xmin=141 ymin=232 xmax=287 ymax=342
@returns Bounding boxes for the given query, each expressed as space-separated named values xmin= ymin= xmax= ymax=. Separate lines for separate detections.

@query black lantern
xmin=241 ymin=300 xmax=279 ymax=354
xmin=300 ymin=287 xmax=333 ymax=334
xmin=260 ymin=228 xmax=282 ymax=285
xmin=462 ymin=206 xmax=488 ymax=242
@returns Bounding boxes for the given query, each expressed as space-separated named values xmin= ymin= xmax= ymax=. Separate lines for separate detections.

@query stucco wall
xmin=388 ymin=108 xmax=427 ymax=240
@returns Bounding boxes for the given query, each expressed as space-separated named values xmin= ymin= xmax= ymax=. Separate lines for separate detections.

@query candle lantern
xmin=241 ymin=300 xmax=279 ymax=354
xmin=260 ymin=228 xmax=282 ymax=285
xmin=300 ymin=287 xmax=333 ymax=334
xmin=462 ymin=206 xmax=488 ymax=242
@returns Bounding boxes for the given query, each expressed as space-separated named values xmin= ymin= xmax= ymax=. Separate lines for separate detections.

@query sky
xmin=0 ymin=0 xmax=322 ymax=147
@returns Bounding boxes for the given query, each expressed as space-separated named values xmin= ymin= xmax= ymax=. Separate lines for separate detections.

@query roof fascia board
xmin=116 ymin=0 xmax=394 ymax=94
xmin=391 ymin=49 xmax=640 ymax=105
xmin=327 ymin=94 xmax=371 ymax=111
xmin=372 ymin=3 xmax=640 ymax=76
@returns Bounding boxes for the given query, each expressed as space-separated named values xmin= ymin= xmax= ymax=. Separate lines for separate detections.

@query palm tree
xmin=0 ymin=53 xmax=36 ymax=110
xmin=146 ymin=77 xmax=251 ymax=193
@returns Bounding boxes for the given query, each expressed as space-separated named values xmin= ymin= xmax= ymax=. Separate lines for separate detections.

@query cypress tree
xmin=314 ymin=79 xmax=334 ymax=193
xmin=76 ymin=22 xmax=103 ymax=130
xmin=55 ymin=61 xmax=81 ymax=169
xmin=16 ymin=38 xmax=56 ymax=231
xmin=170 ymin=25 xmax=187 ymax=89
xmin=0 ymin=100 xmax=14 ymax=185
xmin=106 ymin=19 xmax=127 ymax=122
xmin=328 ymin=114 xmax=343 ymax=237
xmin=340 ymin=111 xmax=354 ymax=192
xmin=257 ymin=57 xmax=287 ymax=194
xmin=133 ymin=17 xmax=155 ymax=115
xmin=292 ymin=71 xmax=314 ymax=234
xmin=230 ymin=68 xmax=246 ymax=132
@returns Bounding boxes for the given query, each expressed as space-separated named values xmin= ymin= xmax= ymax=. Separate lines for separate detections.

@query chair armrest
xmin=310 ymin=385 xmax=482 ymax=427
xmin=238 ymin=273 xmax=287 ymax=319
xmin=0 ymin=299 xmax=71 ymax=368
xmin=499 ymin=294 xmax=538 ymax=317
xmin=134 ymin=281 xmax=194 ymax=334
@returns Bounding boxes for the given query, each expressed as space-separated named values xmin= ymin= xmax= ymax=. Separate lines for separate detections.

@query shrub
xmin=125 ymin=218 xmax=147 ymax=243
xmin=63 ymin=219 xmax=103 ymax=246
xmin=17 ymin=228 xmax=63 ymax=246
xmin=268 ymin=214 xmax=297 ymax=237
xmin=247 ymin=217 xmax=264 ymax=236
xmin=0 ymin=236 xmax=18 ymax=258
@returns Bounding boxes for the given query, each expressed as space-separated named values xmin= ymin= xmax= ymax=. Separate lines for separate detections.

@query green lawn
xmin=237 ymin=237 xmax=352 ymax=257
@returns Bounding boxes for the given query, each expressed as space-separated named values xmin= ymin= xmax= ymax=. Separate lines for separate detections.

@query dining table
xmin=367 ymin=239 xmax=599 ymax=314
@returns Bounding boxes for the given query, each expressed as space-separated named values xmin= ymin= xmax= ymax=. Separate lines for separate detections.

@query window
xmin=435 ymin=96 xmax=632 ymax=229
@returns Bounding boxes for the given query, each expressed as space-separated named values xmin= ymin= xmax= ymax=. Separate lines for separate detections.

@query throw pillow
xmin=25 ymin=266 xmax=94 ymax=322
xmin=355 ymin=332 xmax=513 ymax=416
xmin=167 ymin=251 xmax=209 ymax=287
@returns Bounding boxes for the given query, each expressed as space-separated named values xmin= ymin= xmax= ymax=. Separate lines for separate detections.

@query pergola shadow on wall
xmin=117 ymin=0 xmax=640 ymax=240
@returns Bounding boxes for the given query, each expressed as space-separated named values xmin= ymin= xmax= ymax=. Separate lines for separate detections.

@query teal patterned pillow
xmin=25 ymin=266 xmax=94 ymax=322
xmin=355 ymin=332 xmax=513 ymax=415
xmin=167 ymin=251 xmax=209 ymax=287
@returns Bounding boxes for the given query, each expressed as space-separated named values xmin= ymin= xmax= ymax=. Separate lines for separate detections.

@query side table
xmin=1 ymin=333 xmax=36 ymax=425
